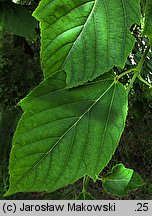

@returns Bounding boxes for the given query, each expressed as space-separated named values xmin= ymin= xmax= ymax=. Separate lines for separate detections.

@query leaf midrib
xmin=61 ymin=0 xmax=96 ymax=70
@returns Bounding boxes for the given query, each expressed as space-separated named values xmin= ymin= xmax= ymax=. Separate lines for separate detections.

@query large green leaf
xmin=0 ymin=2 xmax=37 ymax=39
xmin=143 ymin=0 xmax=152 ymax=47
xmin=5 ymin=72 xmax=128 ymax=196
xmin=33 ymin=0 xmax=140 ymax=87
xmin=102 ymin=164 xmax=144 ymax=196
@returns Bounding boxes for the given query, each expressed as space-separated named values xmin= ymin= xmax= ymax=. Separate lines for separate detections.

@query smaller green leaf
xmin=127 ymin=172 xmax=144 ymax=191
xmin=0 ymin=2 xmax=37 ymax=39
xmin=102 ymin=164 xmax=144 ymax=196
xmin=143 ymin=0 xmax=152 ymax=47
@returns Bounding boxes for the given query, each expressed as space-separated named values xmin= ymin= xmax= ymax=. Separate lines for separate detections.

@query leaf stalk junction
xmin=116 ymin=44 xmax=152 ymax=93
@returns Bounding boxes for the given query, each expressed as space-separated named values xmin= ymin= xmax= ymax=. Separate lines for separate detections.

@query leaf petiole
xmin=97 ymin=177 xmax=104 ymax=181
xmin=126 ymin=70 xmax=139 ymax=94
xmin=138 ymin=74 xmax=152 ymax=88
xmin=82 ymin=175 xmax=90 ymax=194
xmin=117 ymin=68 xmax=139 ymax=80
xmin=127 ymin=44 xmax=150 ymax=94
